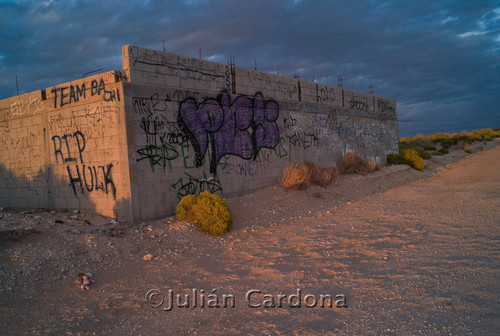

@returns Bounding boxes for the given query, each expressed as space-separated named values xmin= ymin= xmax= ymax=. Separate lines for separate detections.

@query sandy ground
xmin=1 ymin=139 xmax=499 ymax=335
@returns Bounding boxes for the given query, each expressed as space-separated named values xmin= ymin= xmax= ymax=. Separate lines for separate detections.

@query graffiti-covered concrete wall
xmin=122 ymin=45 xmax=398 ymax=223
xmin=0 ymin=45 xmax=397 ymax=223
xmin=0 ymin=71 xmax=132 ymax=220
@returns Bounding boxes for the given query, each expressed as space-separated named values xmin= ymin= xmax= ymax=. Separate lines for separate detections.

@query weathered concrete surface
xmin=0 ymin=72 xmax=131 ymax=219
xmin=1 ymin=45 xmax=398 ymax=223
xmin=122 ymin=45 xmax=398 ymax=222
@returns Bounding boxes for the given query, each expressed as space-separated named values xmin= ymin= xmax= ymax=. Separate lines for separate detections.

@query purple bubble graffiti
xmin=252 ymin=93 xmax=279 ymax=157
xmin=178 ymin=92 xmax=280 ymax=173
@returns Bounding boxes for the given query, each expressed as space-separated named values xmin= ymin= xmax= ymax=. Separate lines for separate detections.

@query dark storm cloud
xmin=1 ymin=0 xmax=499 ymax=136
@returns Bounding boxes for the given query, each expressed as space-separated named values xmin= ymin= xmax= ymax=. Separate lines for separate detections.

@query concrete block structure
xmin=0 ymin=45 xmax=398 ymax=223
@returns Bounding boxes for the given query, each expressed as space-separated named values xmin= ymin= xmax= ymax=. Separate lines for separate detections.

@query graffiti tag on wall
xmin=51 ymin=131 xmax=116 ymax=199
xmin=350 ymin=98 xmax=369 ymax=111
xmin=48 ymin=104 xmax=119 ymax=130
xmin=133 ymin=93 xmax=190 ymax=172
xmin=377 ymin=99 xmax=396 ymax=117
xmin=10 ymin=97 xmax=45 ymax=117
xmin=178 ymin=92 xmax=280 ymax=174
xmin=51 ymin=79 xmax=120 ymax=109
xmin=171 ymin=172 xmax=222 ymax=200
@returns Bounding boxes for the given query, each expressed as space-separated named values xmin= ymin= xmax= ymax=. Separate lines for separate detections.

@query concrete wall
xmin=0 ymin=90 xmax=49 ymax=209
xmin=122 ymin=45 xmax=398 ymax=223
xmin=0 ymin=71 xmax=132 ymax=220
xmin=0 ymin=45 xmax=397 ymax=223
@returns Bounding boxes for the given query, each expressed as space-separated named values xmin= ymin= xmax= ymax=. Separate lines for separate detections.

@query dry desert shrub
xmin=281 ymin=161 xmax=341 ymax=190
xmin=338 ymin=153 xmax=378 ymax=174
xmin=463 ymin=142 xmax=472 ymax=153
xmin=339 ymin=152 xmax=361 ymax=174
xmin=328 ymin=162 xmax=340 ymax=177
xmin=304 ymin=161 xmax=334 ymax=187
xmin=367 ymin=160 xmax=379 ymax=173
xmin=281 ymin=163 xmax=311 ymax=190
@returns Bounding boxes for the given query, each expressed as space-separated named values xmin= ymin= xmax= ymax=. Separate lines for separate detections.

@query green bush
xmin=438 ymin=147 xmax=449 ymax=154
xmin=402 ymin=149 xmax=426 ymax=171
xmin=440 ymin=139 xmax=456 ymax=148
xmin=423 ymin=145 xmax=436 ymax=151
xmin=387 ymin=153 xmax=404 ymax=164
xmin=398 ymin=143 xmax=409 ymax=152
xmin=176 ymin=191 xmax=233 ymax=235
xmin=416 ymin=148 xmax=432 ymax=160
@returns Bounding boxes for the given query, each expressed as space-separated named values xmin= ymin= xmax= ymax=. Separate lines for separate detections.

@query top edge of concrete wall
xmin=0 ymin=71 xmax=121 ymax=106
xmin=0 ymin=45 xmax=395 ymax=108
xmin=121 ymin=45 xmax=395 ymax=105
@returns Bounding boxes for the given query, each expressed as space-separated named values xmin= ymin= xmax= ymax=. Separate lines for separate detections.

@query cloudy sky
xmin=1 ymin=0 xmax=499 ymax=137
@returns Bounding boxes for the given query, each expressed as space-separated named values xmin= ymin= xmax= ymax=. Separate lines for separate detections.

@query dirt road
xmin=1 ymin=142 xmax=499 ymax=335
